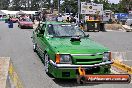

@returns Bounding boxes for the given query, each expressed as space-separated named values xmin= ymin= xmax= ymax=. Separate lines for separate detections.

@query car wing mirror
xmin=85 ymin=34 xmax=89 ymax=37
xmin=37 ymin=34 xmax=43 ymax=37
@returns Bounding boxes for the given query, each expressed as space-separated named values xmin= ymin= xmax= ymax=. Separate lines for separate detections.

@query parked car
xmin=11 ymin=17 xmax=19 ymax=23
xmin=32 ymin=21 xmax=112 ymax=79
xmin=120 ymin=16 xmax=128 ymax=22
xmin=18 ymin=18 xmax=33 ymax=29
xmin=126 ymin=16 xmax=132 ymax=26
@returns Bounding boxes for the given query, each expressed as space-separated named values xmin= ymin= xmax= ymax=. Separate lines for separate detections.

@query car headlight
xmin=56 ymin=54 xmax=72 ymax=64
xmin=103 ymin=52 xmax=111 ymax=62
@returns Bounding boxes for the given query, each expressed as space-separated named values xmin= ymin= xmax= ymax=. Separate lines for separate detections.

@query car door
xmin=35 ymin=24 xmax=47 ymax=57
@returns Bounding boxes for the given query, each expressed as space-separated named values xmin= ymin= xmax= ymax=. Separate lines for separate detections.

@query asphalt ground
xmin=87 ymin=32 xmax=132 ymax=66
xmin=0 ymin=21 xmax=132 ymax=88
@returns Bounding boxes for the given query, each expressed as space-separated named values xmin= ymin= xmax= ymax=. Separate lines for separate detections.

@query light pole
xmin=58 ymin=0 xmax=60 ymax=14
xmin=40 ymin=0 xmax=43 ymax=11
xmin=78 ymin=0 xmax=80 ymax=22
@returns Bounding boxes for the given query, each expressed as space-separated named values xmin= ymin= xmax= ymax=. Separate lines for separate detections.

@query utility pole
xmin=27 ymin=0 xmax=30 ymax=10
xmin=58 ymin=0 xmax=60 ymax=14
xmin=78 ymin=0 xmax=80 ymax=22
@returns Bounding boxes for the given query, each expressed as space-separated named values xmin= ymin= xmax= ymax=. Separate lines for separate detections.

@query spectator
xmin=57 ymin=14 xmax=63 ymax=22
xmin=66 ymin=17 xmax=70 ymax=22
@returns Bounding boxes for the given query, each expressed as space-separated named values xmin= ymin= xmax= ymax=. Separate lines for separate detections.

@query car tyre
xmin=44 ymin=53 xmax=49 ymax=73
xmin=20 ymin=25 xmax=23 ymax=29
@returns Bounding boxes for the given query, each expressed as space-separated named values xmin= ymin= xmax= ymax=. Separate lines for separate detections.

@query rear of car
xmin=18 ymin=18 xmax=33 ymax=29
xmin=11 ymin=18 xmax=18 ymax=23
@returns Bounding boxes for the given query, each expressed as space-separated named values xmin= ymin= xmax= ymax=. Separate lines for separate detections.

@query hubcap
xmin=44 ymin=53 xmax=49 ymax=72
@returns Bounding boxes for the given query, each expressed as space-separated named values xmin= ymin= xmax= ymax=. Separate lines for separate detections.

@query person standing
xmin=57 ymin=14 xmax=63 ymax=22
xmin=8 ymin=17 xmax=13 ymax=28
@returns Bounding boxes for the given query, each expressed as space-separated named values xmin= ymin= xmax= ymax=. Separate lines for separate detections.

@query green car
xmin=32 ymin=21 xmax=113 ymax=79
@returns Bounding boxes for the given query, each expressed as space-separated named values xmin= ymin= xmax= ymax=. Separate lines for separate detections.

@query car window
xmin=47 ymin=24 xmax=85 ymax=37
xmin=47 ymin=24 xmax=55 ymax=36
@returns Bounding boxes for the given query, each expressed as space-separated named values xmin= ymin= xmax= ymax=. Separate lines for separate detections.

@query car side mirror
xmin=85 ymin=34 xmax=89 ymax=37
xmin=37 ymin=34 xmax=43 ymax=37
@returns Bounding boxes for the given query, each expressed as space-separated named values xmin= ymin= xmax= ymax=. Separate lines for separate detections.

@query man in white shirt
xmin=57 ymin=14 xmax=63 ymax=22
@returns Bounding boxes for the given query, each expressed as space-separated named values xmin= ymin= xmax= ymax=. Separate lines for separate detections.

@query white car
xmin=126 ymin=16 xmax=132 ymax=26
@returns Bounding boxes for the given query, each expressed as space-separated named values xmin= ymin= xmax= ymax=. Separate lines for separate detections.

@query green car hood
xmin=47 ymin=37 xmax=109 ymax=54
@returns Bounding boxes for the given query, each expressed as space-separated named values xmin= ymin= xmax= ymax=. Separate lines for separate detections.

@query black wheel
xmin=126 ymin=31 xmax=129 ymax=32
xmin=20 ymin=25 xmax=23 ymax=29
xmin=44 ymin=53 xmax=49 ymax=73
xmin=33 ymin=43 xmax=37 ymax=52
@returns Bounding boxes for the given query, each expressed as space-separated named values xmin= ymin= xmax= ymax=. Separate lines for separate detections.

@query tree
xmin=0 ymin=0 xmax=10 ymax=9
xmin=93 ymin=0 xmax=99 ymax=3
xmin=11 ymin=0 xmax=21 ymax=10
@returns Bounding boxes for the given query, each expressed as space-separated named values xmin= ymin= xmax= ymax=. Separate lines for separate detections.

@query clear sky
xmin=108 ymin=0 xmax=120 ymax=4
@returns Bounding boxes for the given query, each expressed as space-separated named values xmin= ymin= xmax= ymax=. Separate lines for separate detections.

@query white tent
xmin=16 ymin=11 xmax=26 ymax=15
xmin=1 ymin=10 xmax=18 ymax=15
xmin=0 ymin=10 xmax=37 ymax=15
xmin=0 ymin=10 xmax=6 ymax=15
xmin=23 ymin=11 xmax=37 ymax=15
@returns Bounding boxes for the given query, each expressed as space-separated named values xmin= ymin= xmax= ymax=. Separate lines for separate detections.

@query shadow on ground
xmin=52 ymin=78 xmax=101 ymax=87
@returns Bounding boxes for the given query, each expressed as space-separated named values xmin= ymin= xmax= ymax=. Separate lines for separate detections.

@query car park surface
xmin=0 ymin=22 xmax=131 ymax=88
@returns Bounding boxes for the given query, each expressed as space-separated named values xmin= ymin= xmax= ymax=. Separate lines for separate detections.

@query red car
xmin=18 ymin=18 xmax=33 ymax=29
xmin=11 ymin=18 xmax=19 ymax=23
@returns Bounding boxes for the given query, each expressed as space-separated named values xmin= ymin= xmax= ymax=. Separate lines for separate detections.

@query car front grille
xmin=76 ymin=58 xmax=102 ymax=62
xmin=75 ymin=58 xmax=102 ymax=65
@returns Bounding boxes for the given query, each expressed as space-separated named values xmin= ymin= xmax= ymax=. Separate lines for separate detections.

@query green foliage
xmin=0 ymin=0 xmax=131 ymax=13
xmin=0 ymin=0 xmax=10 ymax=9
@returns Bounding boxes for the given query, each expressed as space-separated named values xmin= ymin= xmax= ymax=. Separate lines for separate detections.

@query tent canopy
xmin=0 ymin=10 xmax=7 ymax=15
xmin=23 ymin=11 xmax=37 ymax=15
xmin=1 ymin=10 xmax=18 ymax=15
xmin=0 ymin=10 xmax=37 ymax=15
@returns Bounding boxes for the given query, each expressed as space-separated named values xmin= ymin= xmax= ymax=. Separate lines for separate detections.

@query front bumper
xmin=50 ymin=60 xmax=113 ymax=69
xmin=49 ymin=60 xmax=112 ymax=78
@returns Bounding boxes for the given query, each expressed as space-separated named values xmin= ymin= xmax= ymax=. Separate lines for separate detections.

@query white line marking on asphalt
xmin=123 ymin=60 xmax=132 ymax=61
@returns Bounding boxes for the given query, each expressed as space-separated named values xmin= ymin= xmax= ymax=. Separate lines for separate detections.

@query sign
xmin=77 ymin=74 xmax=131 ymax=84
xmin=81 ymin=2 xmax=103 ymax=15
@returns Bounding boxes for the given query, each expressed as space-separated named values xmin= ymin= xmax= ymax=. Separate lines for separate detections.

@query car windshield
xmin=21 ymin=18 xmax=31 ymax=22
xmin=47 ymin=24 xmax=85 ymax=37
